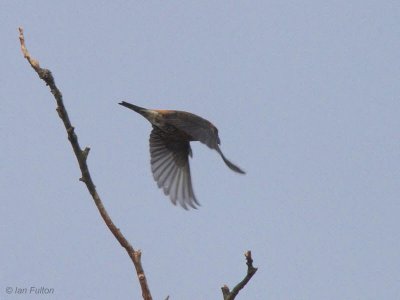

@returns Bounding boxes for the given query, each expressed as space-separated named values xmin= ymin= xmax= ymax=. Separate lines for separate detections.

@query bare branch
xmin=221 ymin=251 xmax=258 ymax=300
xmin=18 ymin=27 xmax=152 ymax=300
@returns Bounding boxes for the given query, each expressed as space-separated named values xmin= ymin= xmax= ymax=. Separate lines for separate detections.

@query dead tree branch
xmin=18 ymin=27 xmax=152 ymax=300
xmin=221 ymin=251 xmax=258 ymax=300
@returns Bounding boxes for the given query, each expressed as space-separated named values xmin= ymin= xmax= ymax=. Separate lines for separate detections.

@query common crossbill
xmin=119 ymin=101 xmax=245 ymax=209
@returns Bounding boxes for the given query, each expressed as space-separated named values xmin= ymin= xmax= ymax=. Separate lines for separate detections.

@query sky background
xmin=1 ymin=1 xmax=399 ymax=299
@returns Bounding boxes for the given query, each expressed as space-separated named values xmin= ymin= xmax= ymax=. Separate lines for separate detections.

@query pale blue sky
xmin=2 ymin=1 xmax=399 ymax=299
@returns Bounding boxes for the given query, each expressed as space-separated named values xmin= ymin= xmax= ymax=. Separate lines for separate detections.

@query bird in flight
xmin=119 ymin=101 xmax=245 ymax=209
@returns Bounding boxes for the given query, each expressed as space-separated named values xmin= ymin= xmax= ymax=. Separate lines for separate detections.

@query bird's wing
xmin=163 ymin=112 xmax=246 ymax=174
xmin=162 ymin=111 xmax=221 ymax=150
xmin=149 ymin=126 xmax=199 ymax=209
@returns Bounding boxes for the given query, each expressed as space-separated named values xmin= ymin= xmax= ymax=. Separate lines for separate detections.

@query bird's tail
xmin=119 ymin=101 xmax=148 ymax=116
xmin=216 ymin=146 xmax=246 ymax=174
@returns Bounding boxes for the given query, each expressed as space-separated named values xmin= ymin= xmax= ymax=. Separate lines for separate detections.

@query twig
xmin=18 ymin=27 xmax=152 ymax=300
xmin=221 ymin=251 xmax=258 ymax=300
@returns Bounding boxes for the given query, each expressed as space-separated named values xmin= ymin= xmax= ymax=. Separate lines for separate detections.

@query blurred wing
xmin=162 ymin=111 xmax=220 ymax=150
xmin=149 ymin=127 xmax=199 ymax=209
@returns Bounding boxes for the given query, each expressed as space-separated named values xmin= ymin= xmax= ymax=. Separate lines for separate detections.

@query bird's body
xmin=119 ymin=101 xmax=244 ymax=209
